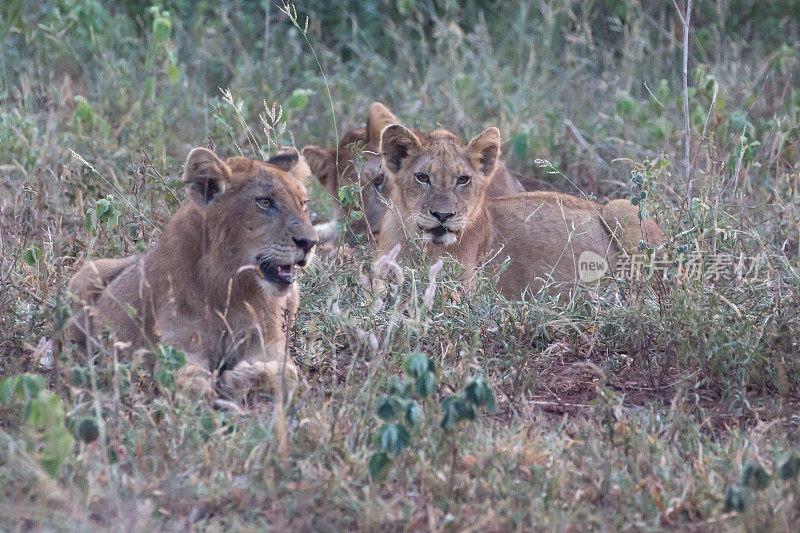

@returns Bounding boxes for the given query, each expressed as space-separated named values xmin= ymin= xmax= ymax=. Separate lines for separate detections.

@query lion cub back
xmin=486 ymin=192 xmax=664 ymax=298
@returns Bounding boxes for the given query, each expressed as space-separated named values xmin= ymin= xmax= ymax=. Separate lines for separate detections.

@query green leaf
xmin=153 ymin=16 xmax=171 ymax=43
xmin=0 ymin=373 xmax=45 ymax=405
xmin=724 ymin=484 xmax=745 ymax=512
xmin=69 ymin=367 xmax=87 ymax=387
xmin=72 ymin=95 xmax=93 ymax=123
xmin=284 ymin=88 xmax=313 ymax=110
xmin=338 ymin=183 xmax=356 ymax=203
xmin=106 ymin=211 xmax=119 ymax=231
xmin=155 ymin=345 xmax=186 ymax=371
xmin=0 ymin=377 xmax=14 ymax=405
xmin=167 ymin=64 xmax=179 ymax=84
xmin=376 ymin=397 xmax=398 ymax=422
xmin=54 ymin=303 xmax=71 ymax=331
xmin=39 ymin=425 xmax=74 ymax=476
xmin=154 ymin=344 xmax=185 ymax=390
xmin=379 ymin=423 xmax=410 ymax=456
xmin=441 ymin=395 xmax=475 ymax=430
xmin=23 ymin=245 xmax=42 ymax=266
xmin=415 ymin=370 xmax=436 ymax=397
xmin=0 ymin=375 xmax=23 ymax=405
xmin=155 ymin=369 xmax=173 ymax=389
xmin=76 ymin=417 xmax=99 ymax=443
xmin=27 ymin=390 xmax=66 ymax=431
xmin=368 ymin=452 xmax=392 ymax=482
xmin=95 ymin=198 xmax=110 ymax=217
xmin=616 ymin=91 xmax=636 ymax=116
xmin=464 ymin=378 xmax=495 ymax=411
xmin=403 ymin=352 xmax=432 ymax=379
xmin=405 ymin=401 xmax=422 ymax=427
xmin=83 ymin=209 xmax=95 ymax=233
xmin=741 ymin=461 xmax=770 ymax=490
xmin=778 ymin=453 xmax=800 ymax=480
xmin=389 ymin=375 xmax=404 ymax=395
xmin=22 ymin=374 xmax=47 ymax=400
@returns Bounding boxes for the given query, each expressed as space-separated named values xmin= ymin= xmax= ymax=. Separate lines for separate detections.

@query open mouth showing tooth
xmin=257 ymin=257 xmax=296 ymax=286
xmin=423 ymin=225 xmax=460 ymax=239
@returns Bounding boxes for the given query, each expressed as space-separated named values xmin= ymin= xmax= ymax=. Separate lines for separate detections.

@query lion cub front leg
xmin=175 ymin=353 xmax=216 ymax=400
xmin=219 ymin=340 xmax=300 ymax=399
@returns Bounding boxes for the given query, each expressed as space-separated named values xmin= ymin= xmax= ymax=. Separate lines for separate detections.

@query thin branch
xmin=643 ymin=81 xmax=667 ymax=111
xmin=679 ymin=0 xmax=694 ymax=201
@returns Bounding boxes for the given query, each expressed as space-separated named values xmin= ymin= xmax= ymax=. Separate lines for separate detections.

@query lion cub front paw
xmin=175 ymin=364 xmax=216 ymax=400
xmin=220 ymin=360 xmax=299 ymax=396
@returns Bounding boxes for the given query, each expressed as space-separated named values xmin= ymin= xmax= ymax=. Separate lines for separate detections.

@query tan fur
xmin=68 ymin=256 xmax=140 ymax=306
xmin=68 ymin=148 xmax=317 ymax=398
xmin=302 ymin=102 xmax=523 ymax=244
xmin=378 ymin=128 xmax=665 ymax=299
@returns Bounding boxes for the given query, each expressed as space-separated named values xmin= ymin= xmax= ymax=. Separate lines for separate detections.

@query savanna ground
xmin=2 ymin=1 xmax=800 ymax=530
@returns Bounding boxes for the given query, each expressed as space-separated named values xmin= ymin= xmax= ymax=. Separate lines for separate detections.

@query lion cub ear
xmin=183 ymin=147 xmax=232 ymax=205
xmin=381 ymin=124 xmax=422 ymax=174
xmin=301 ymin=146 xmax=335 ymax=187
xmin=366 ymin=102 xmax=399 ymax=144
xmin=466 ymin=127 xmax=501 ymax=177
xmin=267 ymin=147 xmax=310 ymax=182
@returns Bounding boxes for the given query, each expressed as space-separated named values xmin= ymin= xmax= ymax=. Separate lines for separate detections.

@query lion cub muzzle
xmin=417 ymin=208 xmax=462 ymax=246
xmin=256 ymin=228 xmax=318 ymax=288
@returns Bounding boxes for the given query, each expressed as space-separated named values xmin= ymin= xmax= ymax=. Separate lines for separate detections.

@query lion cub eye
xmin=456 ymin=175 xmax=471 ymax=186
xmin=414 ymin=172 xmax=431 ymax=185
xmin=256 ymin=197 xmax=274 ymax=210
xmin=373 ymin=172 xmax=385 ymax=190
xmin=300 ymin=199 xmax=309 ymax=212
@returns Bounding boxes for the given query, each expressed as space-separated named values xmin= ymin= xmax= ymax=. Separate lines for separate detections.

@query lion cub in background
xmin=377 ymin=125 xmax=665 ymax=298
xmin=302 ymin=102 xmax=524 ymax=245
xmin=68 ymin=147 xmax=318 ymax=399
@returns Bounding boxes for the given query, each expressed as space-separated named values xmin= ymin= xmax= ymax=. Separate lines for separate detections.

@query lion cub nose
xmin=430 ymin=211 xmax=455 ymax=222
xmin=292 ymin=237 xmax=318 ymax=253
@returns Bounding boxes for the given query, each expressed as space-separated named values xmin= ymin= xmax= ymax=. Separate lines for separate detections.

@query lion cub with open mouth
xmin=68 ymin=147 xmax=318 ymax=399
xmin=376 ymin=125 xmax=665 ymax=298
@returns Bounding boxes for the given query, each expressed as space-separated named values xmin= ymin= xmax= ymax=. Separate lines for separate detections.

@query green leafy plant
xmin=22 ymin=244 xmax=42 ymax=267
xmin=84 ymin=195 xmax=120 ymax=233
xmin=72 ymin=95 xmax=111 ymax=139
xmin=723 ymin=455 xmax=800 ymax=513
xmin=337 ymin=183 xmax=363 ymax=221
xmin=368 ymin=352 xmax=495 ymax=482
xmin=368 ymin=352 xmax=435 ymax=481
xmin=145 ymin=6 xmax=178 ymax=96
xmin=628 ymin=155 xmax=666 ymax=222
xmin=154 ymin=345 xmax=186 ymax=391
xmin=0 ymin=373 xmax=75 ymax=476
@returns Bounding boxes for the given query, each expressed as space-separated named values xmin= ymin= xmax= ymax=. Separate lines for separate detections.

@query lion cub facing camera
xmin=377 ymin=125 xmax=665 ymax=298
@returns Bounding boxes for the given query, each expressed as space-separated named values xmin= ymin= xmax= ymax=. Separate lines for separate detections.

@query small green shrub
xmin=368 ymin=352 xmax=495 ymax=482
xmin=0 ymin=374 xmax=75 ymax=476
